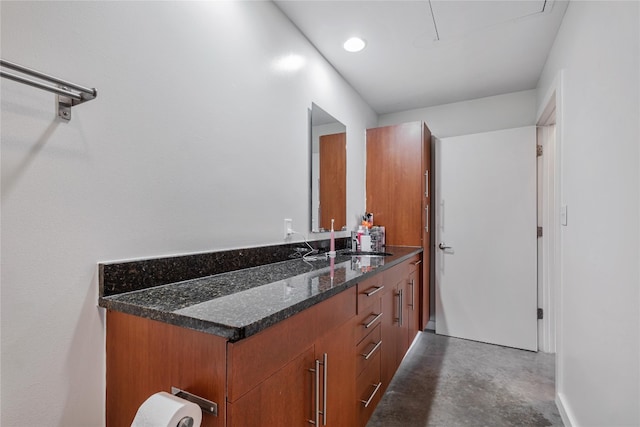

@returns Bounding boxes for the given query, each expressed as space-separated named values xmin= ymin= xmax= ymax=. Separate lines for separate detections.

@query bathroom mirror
xmin=310 ymin=103 xmax=347 ymax=233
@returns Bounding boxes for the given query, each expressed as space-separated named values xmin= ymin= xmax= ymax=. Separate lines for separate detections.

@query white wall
xmin=377 ymin=89 xmax=537 ymax=138
xmin=0 ymin=2 xmax=377 ymax=426
xmin=537 ymin=1 xmax=639 ymax=426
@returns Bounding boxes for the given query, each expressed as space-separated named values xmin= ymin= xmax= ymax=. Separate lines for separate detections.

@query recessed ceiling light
xmin=343 ymin=37 xmax=366 ymax=53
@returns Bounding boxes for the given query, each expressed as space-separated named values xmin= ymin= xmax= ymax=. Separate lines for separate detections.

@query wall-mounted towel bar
xmin=1 ymin=59 xmax=97 ymax=121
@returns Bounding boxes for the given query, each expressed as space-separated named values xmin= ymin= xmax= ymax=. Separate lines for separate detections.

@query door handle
xmin=438 ymin=243 xmax=452 ymax=250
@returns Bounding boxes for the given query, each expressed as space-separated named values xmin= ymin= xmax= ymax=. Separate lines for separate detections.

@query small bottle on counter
xmin=356 ymin=225 xmax=364 ymax=251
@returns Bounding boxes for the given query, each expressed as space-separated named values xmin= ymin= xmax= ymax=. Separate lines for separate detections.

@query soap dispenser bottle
xmin=356 ymin=225 xmax=364 ymax=251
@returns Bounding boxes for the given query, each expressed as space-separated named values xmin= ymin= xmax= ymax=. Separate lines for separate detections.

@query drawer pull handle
xmin=363 ymin=312 xmax=383 ymax=329
xmin=412 ymin=260 xmax=422 ymax=266
xmin=360 ymin=382 xmax=383 ymax=408
xmin=361 ymin=340 xmax=382 ymax=360
xmin=364 ymin=285 xmax=385 ymax=297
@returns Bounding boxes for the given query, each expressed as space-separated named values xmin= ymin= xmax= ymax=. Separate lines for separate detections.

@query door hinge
xmin=537 ymin=308 xmax=544 ymax=319
xmin=537 ymin=144 xmax=543 ymax=157
xmin=537 ymin=226 xmax=543 ymax=237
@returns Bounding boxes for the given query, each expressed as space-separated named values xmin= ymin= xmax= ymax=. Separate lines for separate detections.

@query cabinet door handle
xmin=308 ymin=354 xmax=327 ymax=426
xmin=412 ymin=260 xmax=422 ymax=266
xmin=400 ymin=289 xmax=404 ymax=326
xmin=364 ymin=285 xmax=384 ymax=297
xmin=395 ymin=289 xmax=403 ymax=326
xmin=308 ymin=359 xmax=320 ymax=425
xmin=322 ymin=353 xmax=327 ymax=426
xmin=360 ymin=382 xmax=383 ymax=408
xmin=425 ymin=170 xmax=429 ymax=198
xmin=425 ymin=205 xmax=429 ymax=232
xmin=361 ymin=340 xmax=382 ymax=360
xmin=408 ymin=279 xmax=415 ymax=309
xmin=363 ymin=312 xmax=383 ymax=329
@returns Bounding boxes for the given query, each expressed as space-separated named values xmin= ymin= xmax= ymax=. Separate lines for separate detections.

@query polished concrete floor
xmin=367 ymin=331 xmax=563 ymax=427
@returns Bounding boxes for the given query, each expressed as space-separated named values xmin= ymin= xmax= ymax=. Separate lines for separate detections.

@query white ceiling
xmin=274 ymin=0 xmax=569 ymax=115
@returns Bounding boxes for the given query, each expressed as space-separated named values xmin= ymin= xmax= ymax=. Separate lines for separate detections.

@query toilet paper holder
xmin=171 ymin=386 xmax=218 ymax=416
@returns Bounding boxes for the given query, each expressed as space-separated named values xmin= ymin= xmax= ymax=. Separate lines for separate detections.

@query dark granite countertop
xmin=99 ymin=246 xmax=422 ymax=341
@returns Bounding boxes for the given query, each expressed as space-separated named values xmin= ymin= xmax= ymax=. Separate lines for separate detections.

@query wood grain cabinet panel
xmin=315 ymin=320 xmax=357 ymax=427
xmin=366 ymin=123 xmax=424 ymax=247
xmin=105 ymin=311 xmax=227 ymax=427
xmin=366 ymin=121 xmax=432 ymax=330
xmin=227 ymin=347 xmax=315 ymax=426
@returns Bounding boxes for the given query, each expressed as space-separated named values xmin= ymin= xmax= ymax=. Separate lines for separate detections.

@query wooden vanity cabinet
xmin=105 ymin=256 xmax=422 ymax=427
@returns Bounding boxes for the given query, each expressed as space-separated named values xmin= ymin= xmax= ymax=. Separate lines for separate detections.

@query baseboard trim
xmin=556 ymin=392 xmax=577 ymax=427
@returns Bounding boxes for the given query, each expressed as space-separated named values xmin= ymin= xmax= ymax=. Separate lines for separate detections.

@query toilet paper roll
xmin=131 ymin=391 xmax=202 ymax=427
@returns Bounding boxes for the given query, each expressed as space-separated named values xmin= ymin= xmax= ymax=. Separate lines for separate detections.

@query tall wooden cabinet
xmin=366 ymin=122 xmax=432 ymax=330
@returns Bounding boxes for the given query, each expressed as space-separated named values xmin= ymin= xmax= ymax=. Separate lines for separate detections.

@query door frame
xmin=536 ymin=69 xmax=569 ymax=426
xmin=536 ymin=71 xmax=563 ymax=354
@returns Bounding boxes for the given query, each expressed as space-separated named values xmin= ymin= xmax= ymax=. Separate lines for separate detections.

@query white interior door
xmin=435 ymin=127 xmax=537 ymax=351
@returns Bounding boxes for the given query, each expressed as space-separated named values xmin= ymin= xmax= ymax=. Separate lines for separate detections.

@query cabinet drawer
xmin=356 ymin=350 xmax=382 ymax=427
xmin=354 ymin=297 xmax=382 ymax=344
xmin=357 ymin=275 xmax=384 ymax=314
xmin=355 ymin=323 xmax=382 ymax=377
